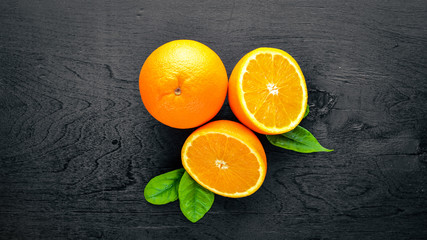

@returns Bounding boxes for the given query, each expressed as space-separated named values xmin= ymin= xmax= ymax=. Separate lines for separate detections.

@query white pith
xmin=215 ymin=159 xmax=228 ymax=169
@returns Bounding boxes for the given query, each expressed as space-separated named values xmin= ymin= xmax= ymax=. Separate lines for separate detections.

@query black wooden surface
xmin=1 ymin=0 xmax=426 ymax=239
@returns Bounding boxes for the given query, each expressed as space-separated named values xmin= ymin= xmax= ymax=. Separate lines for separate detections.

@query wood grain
xmin=1 ymin=0 xmax=426 ymax=239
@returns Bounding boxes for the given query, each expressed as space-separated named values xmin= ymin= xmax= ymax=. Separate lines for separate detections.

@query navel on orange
xmin=228 ymin=48 xmax=308 ymax=135
xmin=181 ymin=120 xmax=267 ymax=198
xmin=139 ymin=40 xmax=228 ymax=129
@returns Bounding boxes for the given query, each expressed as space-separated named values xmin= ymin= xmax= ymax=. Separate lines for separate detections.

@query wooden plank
xmin=1 ymin=0 xmax=426 ymax=239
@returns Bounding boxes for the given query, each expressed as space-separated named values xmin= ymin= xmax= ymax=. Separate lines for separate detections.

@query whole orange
xmin=139 ymin=40 xmax=228 ymax=129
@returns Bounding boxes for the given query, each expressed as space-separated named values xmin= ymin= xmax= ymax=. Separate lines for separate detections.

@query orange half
xmin=181 ymin=120 xmax=267 ymax=198
xmin=229 ymin=48 xmax=308 ymax=134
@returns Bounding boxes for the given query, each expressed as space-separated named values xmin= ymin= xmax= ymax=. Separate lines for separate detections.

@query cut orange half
xmin=228 ymin=48 xmax=308 ymax=135
xmin=181 ymin=120 xmax=267 ymax=198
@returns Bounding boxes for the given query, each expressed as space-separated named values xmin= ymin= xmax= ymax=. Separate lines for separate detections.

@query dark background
xmin=1 ymin=0 xmax=426 ymax=239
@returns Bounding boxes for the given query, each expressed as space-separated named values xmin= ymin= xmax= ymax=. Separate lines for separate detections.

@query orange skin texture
xmin=181 ymin=120 xmax=267 ymax=198
xmin=139 ymin=40 xmax=228 ymax=129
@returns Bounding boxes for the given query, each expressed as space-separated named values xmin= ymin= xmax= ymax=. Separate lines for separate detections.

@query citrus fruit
xmin=228 ymin=48 xmax=308 ymax=135
xmin=139 ymin=40 xmax=228 ymax=129
xmin=181 ymin=120 xmax=267 ymax=198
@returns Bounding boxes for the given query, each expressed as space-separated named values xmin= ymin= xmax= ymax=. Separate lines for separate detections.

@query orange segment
xmin=229 ymin=48 xmax=308 ymax=134
xmin=181 ymin=120 xmax=267 ymax=198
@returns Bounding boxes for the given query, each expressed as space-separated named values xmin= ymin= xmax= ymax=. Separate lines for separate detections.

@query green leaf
xmin=266 ymin=125 xmax=333 ymax=153
xmin=303 ymin=105 xmax=309 ymax=118
xmin=144 ymin=168 xmax=185 ymax=205
xmin=179 ymin=172 xmax=214 ymax=223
